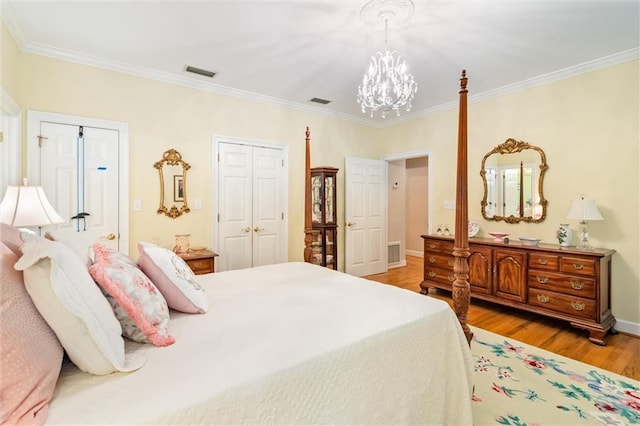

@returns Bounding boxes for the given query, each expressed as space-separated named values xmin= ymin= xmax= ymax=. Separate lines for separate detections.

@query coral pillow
xmin=89 ymin=243 xmax=175 ymax=346
xmin=14 ymin=233 xmax=145 ymax=375
xmin=138 ymin=242 xmax=208 ymax=313
xmin=0 ymin=242 xmax=63 ymax=425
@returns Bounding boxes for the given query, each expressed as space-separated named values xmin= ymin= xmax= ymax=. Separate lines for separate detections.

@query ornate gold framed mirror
xmin=480 ymin=138 xmax=548 ymax=224
xmin=154 ymin=149 xmax=190 ymax=218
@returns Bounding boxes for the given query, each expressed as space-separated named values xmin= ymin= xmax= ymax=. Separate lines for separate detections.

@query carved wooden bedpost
xmin=453 ymin=70 xmax=474 ymax=345
xmin=303 ymin=127 xmax=314 ymax=263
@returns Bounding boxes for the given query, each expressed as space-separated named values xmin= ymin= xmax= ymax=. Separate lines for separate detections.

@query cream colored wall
xmin=379 ymin=61 xmax=640 ymax=326
xmin=14 ymin=52 xmax=381 ymax=266
xmin=4 ymin=19 xmax=638 ymax=325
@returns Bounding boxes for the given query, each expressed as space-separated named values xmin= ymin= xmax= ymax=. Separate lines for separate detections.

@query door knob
xmin=101 ymin=233 xmax=116 ymax=240
xmin=347 ymin=222 xmax=355 ymax=227
xmin=242 ymin=227 xmax=251 ymax=233
xmin=254 ymin=227 xmax=264 ymax=232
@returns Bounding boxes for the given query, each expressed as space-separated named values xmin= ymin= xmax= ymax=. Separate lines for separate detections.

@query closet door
xmin=39 ymin=122 xmax=120 ymax=251
xmin=217 ymin=142 xmax=285 ymax=271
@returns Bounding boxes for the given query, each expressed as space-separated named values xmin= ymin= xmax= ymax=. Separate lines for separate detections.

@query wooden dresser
xmin=421 ymin=235 xmax=616 ymax=345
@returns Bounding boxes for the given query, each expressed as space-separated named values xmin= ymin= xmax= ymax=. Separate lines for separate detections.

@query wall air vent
xmin=310 ymin=97 xmax=331 ymax=105
xmin=184 ymin=65 xmax=216 ymax=78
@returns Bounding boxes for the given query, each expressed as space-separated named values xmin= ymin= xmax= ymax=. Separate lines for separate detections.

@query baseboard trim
xmin=406 ymin=250 xmax=423 ymax=258
xmin=614 ymin=319 xmax=640 ymax=338
xmin=388 ymin=260 xmax=407 ymax=269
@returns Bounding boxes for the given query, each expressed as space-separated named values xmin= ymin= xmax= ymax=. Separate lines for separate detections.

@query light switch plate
xmin=444 ymin=200 xmax=455 ymax=210
xmin=133 ymin=199 xmax=142 ymax=211
xmin=194 ymin=198 xmax=202 ymax=210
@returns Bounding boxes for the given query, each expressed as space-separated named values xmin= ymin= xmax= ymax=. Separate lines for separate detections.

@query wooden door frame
xmin=211 ymin=135 xmax=289 ymax=268
xmin=26 ymin=110 xmax=130 ymax=253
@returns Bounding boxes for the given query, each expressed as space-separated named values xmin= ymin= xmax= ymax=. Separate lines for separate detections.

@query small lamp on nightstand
xmin=0 ymin=179 xmax=65 ymax=231
xmin=566 ymin=196 xmax=604 ymax=250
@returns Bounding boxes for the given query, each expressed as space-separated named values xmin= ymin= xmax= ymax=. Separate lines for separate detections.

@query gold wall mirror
xmin=480 ymin=138 xmax=548 ymax=224
xmin=154 ymin=148 xmax=190 ymax=218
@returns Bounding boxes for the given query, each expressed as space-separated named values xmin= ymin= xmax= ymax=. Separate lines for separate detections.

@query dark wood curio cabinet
xmin=310 ymin=167 xmax=338 ymax=270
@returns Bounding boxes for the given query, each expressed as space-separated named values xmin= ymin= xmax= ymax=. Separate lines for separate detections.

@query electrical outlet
xmin=444 ymin=200 xmax=455 ymax=210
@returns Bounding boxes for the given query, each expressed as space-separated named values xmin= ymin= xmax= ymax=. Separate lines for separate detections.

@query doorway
xmin=383 ymin=151 xmax=431 ymax=268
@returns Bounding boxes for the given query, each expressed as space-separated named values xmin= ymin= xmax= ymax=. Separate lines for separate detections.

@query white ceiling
xmin=3 ymin=0 xmax=639 ymax=126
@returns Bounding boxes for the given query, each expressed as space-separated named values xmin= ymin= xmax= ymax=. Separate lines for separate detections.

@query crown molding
xmin=3 ymin=4 xmax=637 ymax=129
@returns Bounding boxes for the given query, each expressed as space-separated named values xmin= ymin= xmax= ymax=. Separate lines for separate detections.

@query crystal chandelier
xmin=357 ymin=0 xmax=417 ymax=119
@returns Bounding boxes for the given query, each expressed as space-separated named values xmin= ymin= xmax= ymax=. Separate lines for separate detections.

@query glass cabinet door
xmin=310 ymin=167 xmax=338 ymax=270
xmin=325 ymin=175 xmax=334 ymax=224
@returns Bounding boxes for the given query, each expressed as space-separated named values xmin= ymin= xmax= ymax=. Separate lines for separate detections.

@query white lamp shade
xmin=566 ymin=199 xmax=604 ymax=221
xmin=0 ymin=185 xmax=65 ymax=227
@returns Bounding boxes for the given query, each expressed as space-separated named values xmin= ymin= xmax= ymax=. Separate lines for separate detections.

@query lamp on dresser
xmin=566 ymin=196 xmax=604 ymax=250
xmin=0 ymin=179 xmax=65 ymax=231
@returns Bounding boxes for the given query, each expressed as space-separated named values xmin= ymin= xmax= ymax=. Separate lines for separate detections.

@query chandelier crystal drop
xmin=357 ymin=0 xmax=417 ymax=119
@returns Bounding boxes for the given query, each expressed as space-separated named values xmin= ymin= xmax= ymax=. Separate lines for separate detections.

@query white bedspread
xmin=46 ymin=262 xmax=473 ymax=425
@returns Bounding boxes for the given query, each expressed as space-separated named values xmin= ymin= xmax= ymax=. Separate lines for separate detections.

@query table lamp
xmin=0 ymin=179 xmax=65 ymax=230
xmin=566 ymin=196 xmax=604 ymax=250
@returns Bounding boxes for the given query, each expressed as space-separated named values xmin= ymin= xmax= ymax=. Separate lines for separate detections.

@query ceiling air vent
xmin=310 ymin=97 xmax=331 ymax=105
xmin=184 ymin=65 xmax=216 ymax=78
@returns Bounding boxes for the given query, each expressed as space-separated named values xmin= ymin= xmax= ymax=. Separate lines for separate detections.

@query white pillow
xmin=138 ymin=242 xmax=209 ymax=314
xmin=14 ymin=232 xmax=145 ymax=375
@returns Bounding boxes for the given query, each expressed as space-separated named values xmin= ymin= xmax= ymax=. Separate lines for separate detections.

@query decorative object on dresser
xmin=154 ymin=148 xmax=190 ymax=218
xmin=566 ymin=195 xmax=604 ymax=250
xmin=556 ymin=223 xmax=572 ymax=247
xmin=173 ymin=233 xmax=191 ymax=254
xmin=421 ymin=235 xmax=616 ymax=345
xmin=310 ymin=166 xmax=338 ymax=270
xmin=178 ymin=249 xmax=218 ymax=275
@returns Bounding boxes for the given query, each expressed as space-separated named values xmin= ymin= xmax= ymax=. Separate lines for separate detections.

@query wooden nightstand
xmin=178 ymin=249 xmax=218 ymax=275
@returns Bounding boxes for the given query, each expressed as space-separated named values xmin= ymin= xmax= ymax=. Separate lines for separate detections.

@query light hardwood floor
xmin=366 ymin=255 xmax=639 ymax=380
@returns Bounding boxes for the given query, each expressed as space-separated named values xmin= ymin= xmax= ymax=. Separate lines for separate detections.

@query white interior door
xmin=345 ymin=157 xmax=386 ymax=277
xmin=217 ymin=141 xmax=286 ymax=271
xmin=27 ymin=111 xmax=128 ymax=253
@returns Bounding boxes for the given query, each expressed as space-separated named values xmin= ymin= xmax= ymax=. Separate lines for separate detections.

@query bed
xmin=1 ymin=72 xmax=474 ymax=425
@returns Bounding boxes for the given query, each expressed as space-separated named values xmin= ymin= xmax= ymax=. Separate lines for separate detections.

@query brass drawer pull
xmin=448 ymin=260 xmax=454 ymax=267
xmin=428 ymin=243 xmax=437 ymax=249
xmin=428 ymin=271 xmax=436 ymax=278
xmin=448 ymin=276 xmax=455 ymax=282
xmin=537 ymin=294 xmax=550 ymax=303
xmin=429 ymin=256 xmax=436 ymax=263
xmin=571 ymin=301 xmax=585 ymax=311
xmin=570 ymin=281 xmax=583 ymax=290
xmin=573 ymin=262 xmax=584 ymax=270
xmin=536 ymin=276 xmax=548 ymax=284
xmin=538 ymin=258 xmax=548 ymax=265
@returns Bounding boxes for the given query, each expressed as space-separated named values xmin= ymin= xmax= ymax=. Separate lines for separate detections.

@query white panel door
xmin=252 ymin=146 xmax=285 ymax=267
xmin=345 ymin=157 xmax=387 ymax=277
xmin=218 ymin=142 xmax=253 ymax=271
xmin=39 ymin=122 xmax=120 ymax=251
xmin=217 ymin=142 xmax=285 ymax=271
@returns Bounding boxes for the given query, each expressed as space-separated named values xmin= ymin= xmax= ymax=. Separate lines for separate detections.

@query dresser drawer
xmin=424 ymin=267 xmax=455 ymax=286
xmin=424 ymin=253 xmax=455 ymax=270
xmin=529 ymin=253 xmax=559 ymax=271
xmin=528 ymin=288 xmax=596 ymax=320
xmin=185 ymin=258 xmax=214 ymax=275
xmin=528 ymin=270 xmax=596 ymax=298
xmin=560 ymin=256 xmax=596 ymax=276
xmin=424 ymin=239 xmax=443 ymax=253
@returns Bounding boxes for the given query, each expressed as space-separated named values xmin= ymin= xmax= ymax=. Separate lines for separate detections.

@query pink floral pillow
xmin=89 ymin=243 xmax=175 ymax=346
xmin=0 ymin=242 xmax=63 ymax=425
xmin=138 ymin=242 xmax=208 ymax=314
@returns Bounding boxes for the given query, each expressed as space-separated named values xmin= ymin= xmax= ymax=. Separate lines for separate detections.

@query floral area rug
xmin=470 ymin=326 xmax=640 ymax=425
